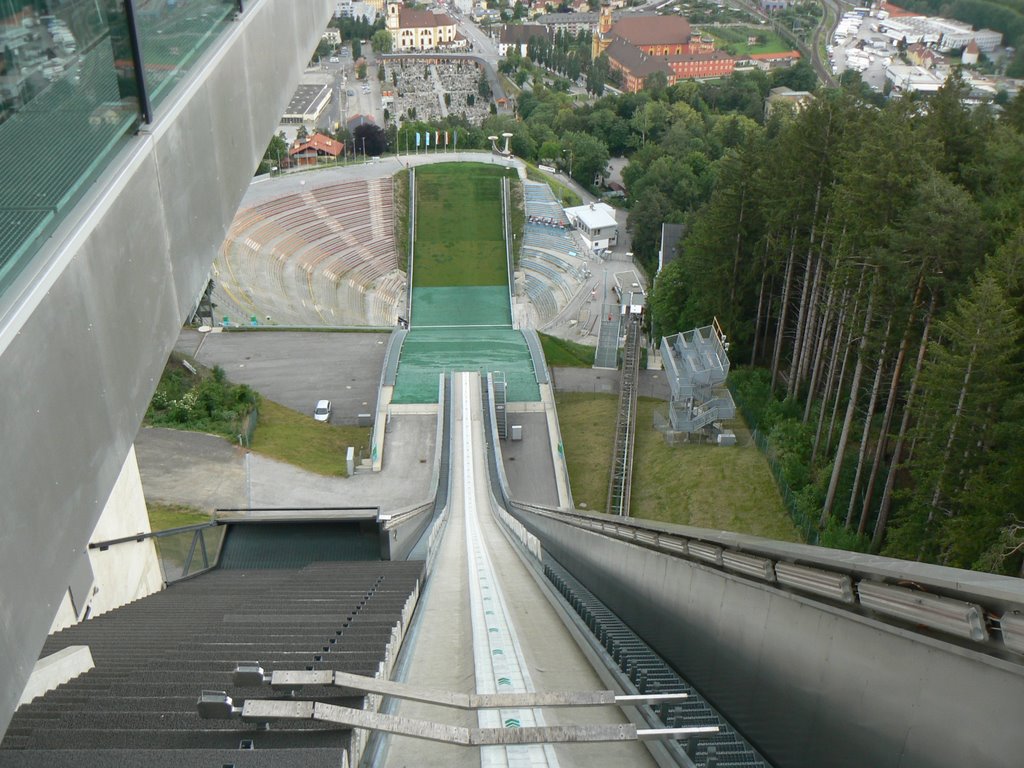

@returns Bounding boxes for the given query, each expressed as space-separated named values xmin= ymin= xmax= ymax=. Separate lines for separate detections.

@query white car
xmin=330 ymin=56 xmax=339 ymax=63
xmin=313 ymin=399 xmax=332 ymax=422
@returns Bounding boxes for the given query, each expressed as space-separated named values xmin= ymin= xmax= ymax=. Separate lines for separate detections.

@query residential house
xmin=498 ymin=23 xmax=548 ymax=57
xmin=289 ymin=133 xmax=345 ymax=166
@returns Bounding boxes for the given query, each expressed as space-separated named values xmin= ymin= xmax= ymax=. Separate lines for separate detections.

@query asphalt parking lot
xmin=176 ymin=329 xmax=389 ymax=424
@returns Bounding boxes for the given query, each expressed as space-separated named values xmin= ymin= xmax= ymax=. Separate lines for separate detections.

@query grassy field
xmin=251 ymin=399 xmax=371 ymax=477
xmin=148 ymin=502 xmax=211 ymax=531
xmin=414 ymin=163 xmax=515 ymax=287
xmin=394 ymin=168 xmax=411 ymax=272
xmin=540 ymin=333 xmax=596 ymax=368
xmin=708 ymin=26 xmax=793 ymax=55
xmin=525 ymin=166 xmax=582 ymax=207
xmin=556 ymin=393 xmax=800 ymax=541
xmin=147 ymin=502 xmax=220 ymax=578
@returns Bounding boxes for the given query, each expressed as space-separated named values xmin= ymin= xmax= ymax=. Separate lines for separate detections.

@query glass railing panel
xmin=0 ymin=1 xmax=140 ymax=293
xmin=134 ymin=0 xmax=236 ymax=109
xmin=153 ymin=523 xmax=225 ymax=581
xmin=0 ymin=0 xmax=238 ymax=299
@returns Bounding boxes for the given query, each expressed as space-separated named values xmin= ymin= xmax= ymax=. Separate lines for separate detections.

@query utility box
xmin=717 ymin=431 xmax=737 ymax=447
xmin=346 ymin=446 xmax=355 ymax=475
xmin=357 ymin=413 xmax=372 ymax=427
xmin=510 ymin=424 xmax=523 ymax=441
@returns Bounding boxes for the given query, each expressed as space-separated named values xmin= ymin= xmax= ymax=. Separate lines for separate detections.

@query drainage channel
xmin=460 ymin=371 xmax=560 ymax=768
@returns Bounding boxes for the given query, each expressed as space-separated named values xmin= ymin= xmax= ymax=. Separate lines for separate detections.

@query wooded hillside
xmin=652 ymin=76 xmax=1024 ymax=574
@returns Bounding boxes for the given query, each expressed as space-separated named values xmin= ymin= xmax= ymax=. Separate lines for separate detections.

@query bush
xmin=146 ymin=362 xmax=260 ymax=438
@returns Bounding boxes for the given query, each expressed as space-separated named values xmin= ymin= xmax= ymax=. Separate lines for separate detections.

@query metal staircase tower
xmin=660 ymin=319 xmax=736 ymax=437
xmin=606 ymin=312 xmax=642 ymax=517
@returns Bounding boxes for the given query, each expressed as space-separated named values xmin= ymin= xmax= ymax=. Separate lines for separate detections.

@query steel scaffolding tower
xmin=660 ymin=319 xmax=736 ymax=437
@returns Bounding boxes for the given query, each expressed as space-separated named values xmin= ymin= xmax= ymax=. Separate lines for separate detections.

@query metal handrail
xmin=89 ymin=521 xmax=222 ymax=550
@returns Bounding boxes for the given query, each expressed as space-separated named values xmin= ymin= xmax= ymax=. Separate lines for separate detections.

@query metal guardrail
xmin=89 ymin=520 xmax=225 ymax=583
xmin=506 ymin=501 xmax=1024 ymax=657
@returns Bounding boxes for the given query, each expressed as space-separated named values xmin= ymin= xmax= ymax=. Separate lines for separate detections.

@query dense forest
xmin=649 ymin=75 xmax=1024 ymax=574
xmin=476 ymin=67 xmax=1024 ymax=575
xmin=274 ymin=54 xmax=1024 ymax=573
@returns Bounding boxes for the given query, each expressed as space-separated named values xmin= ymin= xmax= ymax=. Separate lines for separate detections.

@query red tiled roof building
xmin=593 ymin=7 xmax=733 ymax=90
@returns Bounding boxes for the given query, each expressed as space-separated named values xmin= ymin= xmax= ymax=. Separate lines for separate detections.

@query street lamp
xmin=562 ymin=148 xmax=574 ymax=179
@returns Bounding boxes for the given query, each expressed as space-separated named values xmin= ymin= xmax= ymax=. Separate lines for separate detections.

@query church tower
xmin=593 ymin=4 xmax=613 ymax=59
xmin=386 ymin=1 xmax=401 ymax=37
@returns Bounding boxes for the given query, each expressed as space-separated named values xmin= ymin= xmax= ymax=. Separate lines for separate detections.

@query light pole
xmin=563 ymin=148 xmax=574 ymax=179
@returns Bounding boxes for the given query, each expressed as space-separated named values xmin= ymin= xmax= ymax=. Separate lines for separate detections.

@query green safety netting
xmin=392 ymin=327 xmax=540 ymax=404
xmin=410 ymin=286 xmax=512 ymax=328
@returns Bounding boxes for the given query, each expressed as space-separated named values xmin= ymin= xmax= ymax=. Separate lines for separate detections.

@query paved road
xmin=551 ymin=367 xmax=670 ymax=400
xmin=178 ymin=329 xmax=389 ymax=425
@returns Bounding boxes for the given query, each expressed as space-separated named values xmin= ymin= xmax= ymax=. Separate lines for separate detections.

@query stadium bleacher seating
xmin=213 ymin=177 xmax=403 ymax=326
xmin=519 ymin=182 xmax=588 ymax=325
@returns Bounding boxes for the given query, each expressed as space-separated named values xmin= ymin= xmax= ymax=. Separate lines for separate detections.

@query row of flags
xmin=413 ymin=129 xmax=458 ymax=150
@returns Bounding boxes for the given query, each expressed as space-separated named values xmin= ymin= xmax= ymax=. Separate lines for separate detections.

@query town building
xmin=961 ymin=39 xmax=980 ymax=65
xmin=498 ymin=24 xmax=548 ymax=57
xmin=535 ymin=11 xmax=600 ymax=36
xmin=765 ymin=86 xmax=814 ymax=116
xmin=385 ymin=1 xmax=465 ymax=51
xmin=743 ymin=50 xmax=802 ymax=71
xmin=593 ymin=8 xmax=734 ymax=90
xmin=288 ymin=132 xmax=345 ymax=165
xmin=335 ymin=0 xmax=383 ymax=17
xmin=281 ymin=83 xmax=332 ymax=125
xmin=566 ymin=202 xmax=619 ymax=252
xmin=907 ymin=42 xmax=949 ymax=71
xmin=885 ymin=63 xmax=945 ymax=93
xmin=878 ymin=15 xmax=1002 ymax=53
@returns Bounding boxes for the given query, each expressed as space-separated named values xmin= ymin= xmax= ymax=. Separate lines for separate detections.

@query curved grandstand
xmin=213 ymin=177 xmax=404 ymax=327
xmin=519 ymin=181 xmax=589 ymax=327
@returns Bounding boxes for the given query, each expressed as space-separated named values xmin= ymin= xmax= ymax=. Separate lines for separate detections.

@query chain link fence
xmin=729 ymin=387 xmax=819 ymax=545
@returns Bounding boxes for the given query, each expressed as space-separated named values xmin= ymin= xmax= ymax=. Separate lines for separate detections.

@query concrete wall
xmin=47 ymin=446 xmax=162 ymax=635
xmin=517 ymin=511 xmax=1024 ymax=768
xmin=85 ymin=446 xmax=164 ymax=619
xmin=0 ymin=0 xmax=336 ymax=735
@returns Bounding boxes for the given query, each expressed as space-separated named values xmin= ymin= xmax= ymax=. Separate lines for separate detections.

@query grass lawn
xmin=147 ymin=502 xmax=221 ymax=578
xmin=394 ymin=168 xmax=411 ymax=272
xmin=251 ymin=399 xmax=371 ymax=477
xmin=525 ymin=166 xmax=582 ymax=207
xmin=148 ymin=502 xmax=211 ymax=531
xmin=540 ymin=333 xmax=596 ymax=367
xmin=414 ymin=163 xmax=515 ymax=287
xmin=556 ymin=392 xmax=617 ymax=511
xmin=556 ymin=393 xmax=800 ymax=541
xmin=708 ymin=26 xmax=793 ymax=55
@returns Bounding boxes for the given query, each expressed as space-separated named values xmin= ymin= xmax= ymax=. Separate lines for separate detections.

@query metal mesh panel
xmin=392 ymin=328 xmax=540 ymax=404
xmin=410 ymin=286 xmax=511 ymax=328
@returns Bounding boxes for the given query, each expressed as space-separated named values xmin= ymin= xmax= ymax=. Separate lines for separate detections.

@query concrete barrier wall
xmin=0 ymin=0 xmax=335 ymax=734
xmin=518 ymin=511 xmax=1024 ymax=768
